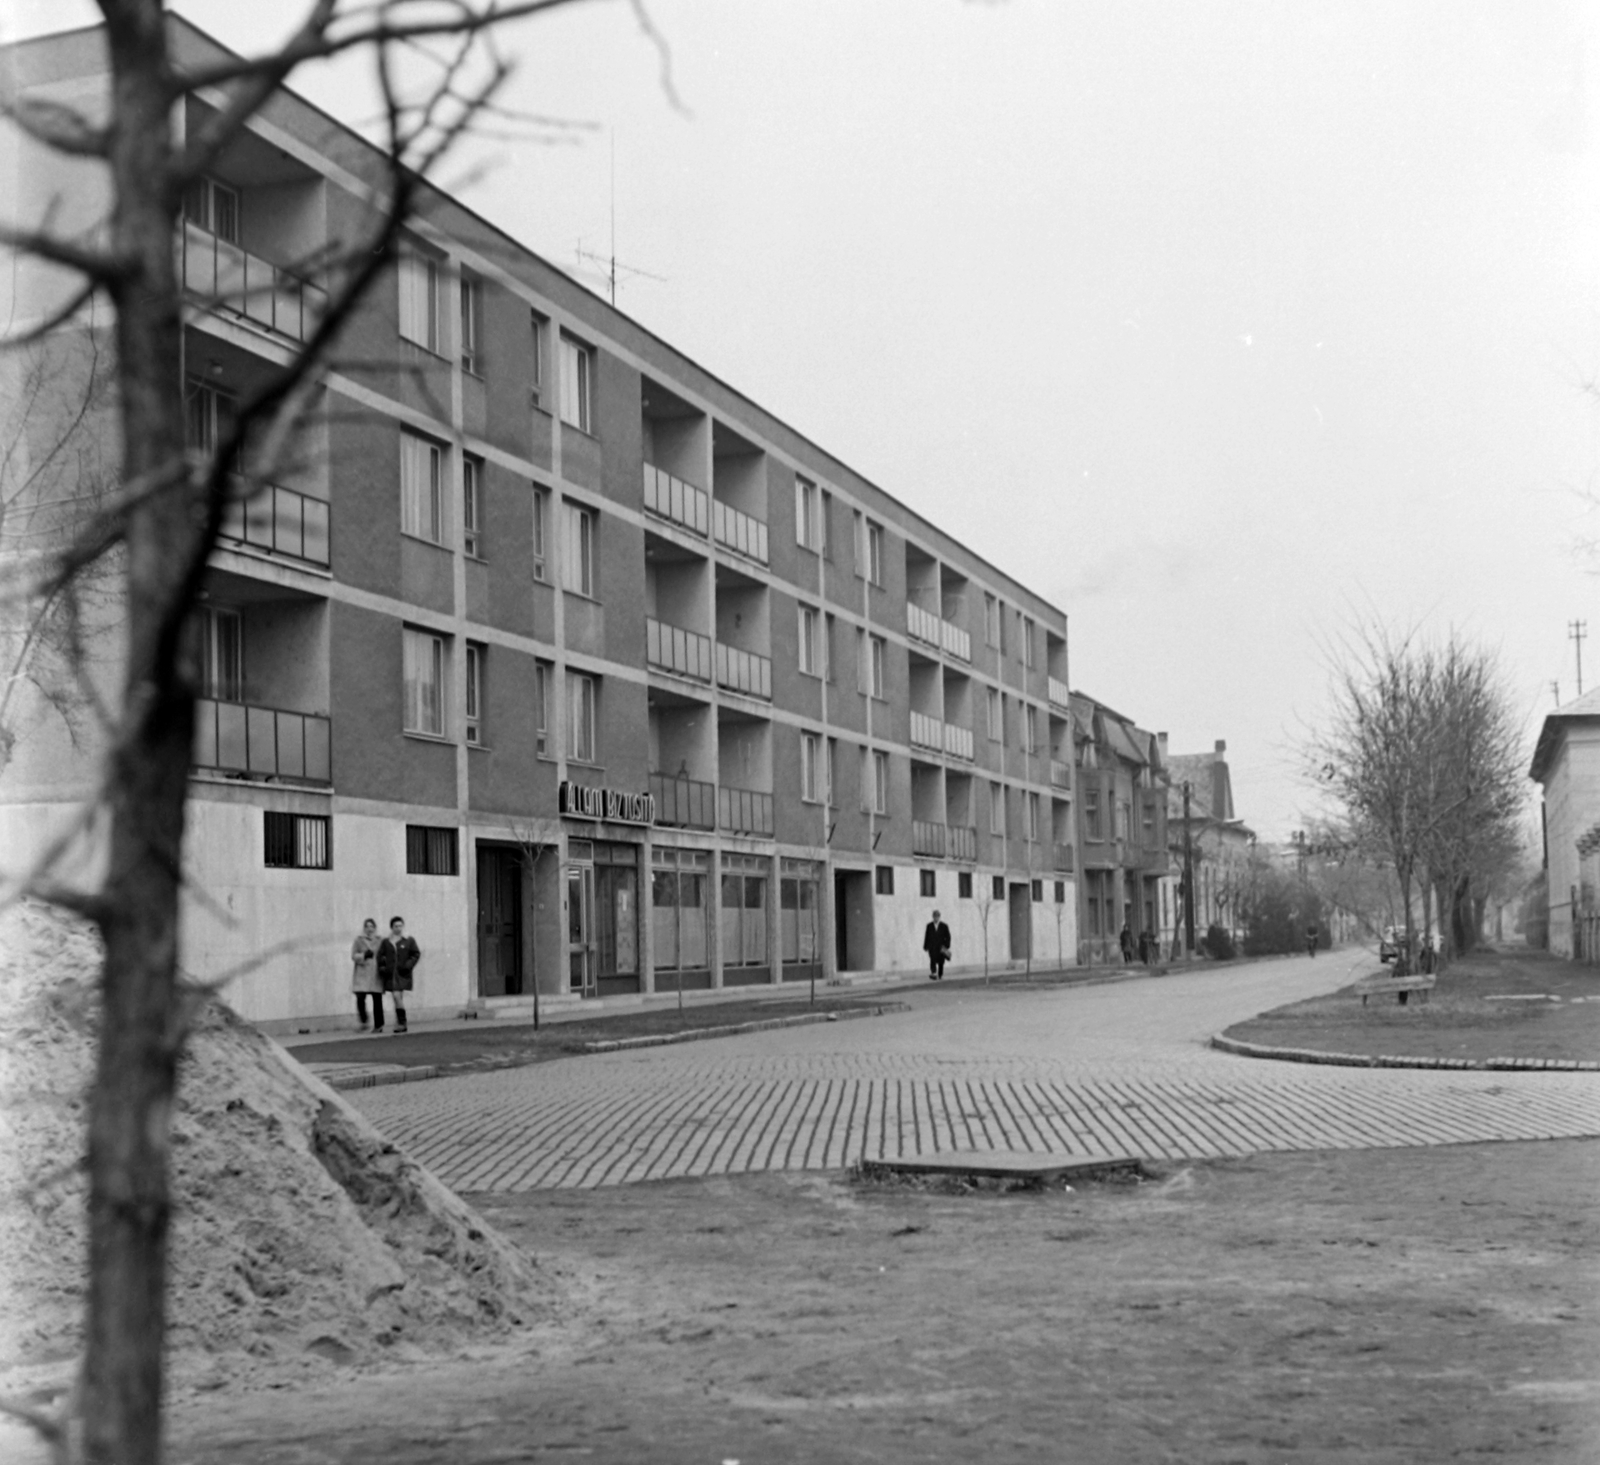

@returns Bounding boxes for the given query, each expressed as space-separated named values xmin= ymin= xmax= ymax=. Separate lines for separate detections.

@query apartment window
xmin=822 ymin=614 xmax=834 ymax=681
xmin=1028 ymin=792 xmax=1041 ymax=841
xmin=863 ymin=519 xmax=884 ymax=585
xmin=183 ymin=175 xmax=239 ymax=242
xmin=405 ymin=824 xmax=458 ymax=876
xmin=820 ymin=490 xmax=832 ymax=557
xmin=462 ymin=456 xmax=483 ymax=559
xmin=920 ymin=869 xmax=936 ymax=898
xmin=801 ymin=733 xmax=821 ymax=803
xmin=1055 ymin=880 xmax=1066 ymax=904
xmin=1024 ymin=705 xmax=1037 ymax=754
xmin=464 ymin=643 xmax=483 ymax=745
xmin=1142 ymin=800 xmax=1156 ymax=844
xmin=1031 ymin=879 xmax=1043 ymax=902
xmin=875 ymin=865 xmax=895 ymax=896
xmin=989 ymin=780 xmax=1006 ymax=836
xmin=529 ymin=310 xmax=547 ymax=407
xmin=958 ymin=871 xmax=973 ymax=899
xmin=1116 ymin=799 xmax=1131 ymax=842
xmin=400 ymin=431 xmax=443 ymax=543
xmin=568 ymin=671 xmax=596 ymax=762
xmin=532 ymin=487 xmax=548 ymax=580
xmin=459 ymin=275 xmax=481 ymax=373
xmin=403 ymin=627 xmax=447 ymax=736
xmin=398 ymin=251 xmax=439 ymax=352
xmin=264 ymin=811 xmax=330 ymax=871
xmin=992 ymin=875 xmax=1005 ymax=900
xmin=985 ymin=594 xmax=1004 ymax=651
xmin=796 ymin=477 xmax=820 ymax=551
xmin=535 ymin=662 xmax=550 ymax=756
xmin=566 ymin=501 xmax=595 ymax=597
xmin=825 ymin=737 xmax=837 ymax=806
xmin=559 ymin=333 xmax=594 ymax=433
xmin=873 ymin=751 xmax=889 ymax=814
xmin=185 ymin=379 xmax=238 ymax=463
xmin=1085 ymin=787 xmax=1102 ymax=839
xmin=798 ymin=605 xmax=819 ymax=677
xmin=868 ymin=635 xmax=885 ymax=699
xmin=195 ymin=605 xmax=242 ymax=702
xmin=1023 ymin=616 xmax=1036 ymax=667
xmin=987 ymin=688 xmax=1003 ymax=742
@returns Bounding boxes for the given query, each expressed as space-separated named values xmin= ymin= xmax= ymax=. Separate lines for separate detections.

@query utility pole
xmin=1182 ymin=781 xmax=1196 ymax=957
xmin=1570 ymin=620 xmax=1587 ymax=697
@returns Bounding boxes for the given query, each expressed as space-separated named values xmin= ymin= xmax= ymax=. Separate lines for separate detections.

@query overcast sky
xmin=10 ymin=0 xmax=1600 ymax=841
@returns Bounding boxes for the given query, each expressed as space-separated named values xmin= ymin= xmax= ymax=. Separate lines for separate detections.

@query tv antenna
xmin=575 ymin=130 xmax=664 ymax=306
xmin=1571 ymin=620 xmax=1588 ymax=697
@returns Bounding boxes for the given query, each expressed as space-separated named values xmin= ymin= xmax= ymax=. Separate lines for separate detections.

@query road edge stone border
xmin=580 ymin=1001 xmax=909 ymax=1053
xmin=1211 ymin=1033 xmax=1600 ymax=1072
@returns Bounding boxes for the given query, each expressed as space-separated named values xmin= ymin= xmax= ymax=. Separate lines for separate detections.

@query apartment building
xmin=1162 ymin=740 xmax=1253 ymax=952
xmin=1 ymin=18 xmax=1079 ymax=1026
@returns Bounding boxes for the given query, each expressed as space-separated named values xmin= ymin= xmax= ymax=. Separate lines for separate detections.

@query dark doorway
xmin=834 ymin=869 xmax=874 ymax=971
xmin=1009 ymin=882 xmax=1031 ymax=961
xmin=476 ymin=843 xmax=523 ymax=996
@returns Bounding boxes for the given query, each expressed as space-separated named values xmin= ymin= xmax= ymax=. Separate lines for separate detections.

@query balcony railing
xmin=1048 ymin=676 xmax=1072 ymax=710
xmin=650 ymin=771 xmax=715 ymax=830
xmin=909 ymin=710 xmax=943 ymax=753
xmin=905 ymin=601 xmax=972 ymax=662
xmin=941 ymin=618 xmax=971 ymax=662
xmin=179 ymin=220 xmax=327 ymax=344
xmin=719 ymin=785 xmax=774 ymax=837
xmin=1053 ymin=842 xmax=1076 ymax=873
xmin=193 ymin=697 xmax=330 ymax=784
xmin=642 ymin=463 xmax=710 ymax=537
xmin=949 ymin=825 xmax=978 ymax=862
xmin=912 ymin=820 xmax=946 ymax=858
xmin=944 ymin=722 xmax=974 ymax=761
xmin=712 ymin=499 xmax=769 ymax=565
xmin=715 ymin=643 xmax=772 ymax=700
xmin=1050 ymin=759 xmax=1072 ymax=789
xmin=646 ymin=617 xmax=712 ymax=682
xmin=219 ymin=480 xmax=330 ymax=567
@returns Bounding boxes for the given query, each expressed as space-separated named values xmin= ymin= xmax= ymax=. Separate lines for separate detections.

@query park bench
xmin=1354 ymin=972 xmax=1436 ymax=1007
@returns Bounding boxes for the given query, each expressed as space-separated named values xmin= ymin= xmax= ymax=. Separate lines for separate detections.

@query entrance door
xmin=835 ymin=873 xmax=850 ymax=971
xmin=567 ymin=864 xmax=595 ymax=997
xmin=476 ymin=845 xmax=523 ymax=996
xmin=1009 ymin=882 xmax=1031 ymax=961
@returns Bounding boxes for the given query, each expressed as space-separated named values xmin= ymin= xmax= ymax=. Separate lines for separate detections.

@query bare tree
xmin=0 ymin=5 xmax=675 ymax=1460
xmin=506 ymin=815 xmax=563 ymax=1028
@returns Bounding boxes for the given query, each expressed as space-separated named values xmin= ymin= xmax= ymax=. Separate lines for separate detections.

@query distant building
xmin=1529 ymin=687 xmax=1600 ymax=958
xmin=1162 ymin=740 xmax=1253 ymax=952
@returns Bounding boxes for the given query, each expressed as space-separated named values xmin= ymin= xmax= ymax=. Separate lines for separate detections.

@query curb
xmin=1210 ymin=1033 xmax=1600 ymax=1072
xmin=318 ymin=1064 xmax=442 ymax=1091
xmin=579 ymin=1001 xmax=909 ymax=1053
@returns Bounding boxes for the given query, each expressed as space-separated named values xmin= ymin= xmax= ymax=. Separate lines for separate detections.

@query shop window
xmin=652 ymin=848 xmax=711 ymax=975
xmin=721 ymin=852 xmax=770 ymax=969
xmin=780 ymin=858 xmax=821 ymax=967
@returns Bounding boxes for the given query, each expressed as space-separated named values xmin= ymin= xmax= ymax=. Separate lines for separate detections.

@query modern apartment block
xmin=2 ymin=18 xmax=1079 ymax=1026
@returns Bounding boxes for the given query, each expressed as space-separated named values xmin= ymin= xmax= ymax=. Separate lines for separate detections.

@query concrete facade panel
xmin=329 ymin=407 xmax=401 ymax=599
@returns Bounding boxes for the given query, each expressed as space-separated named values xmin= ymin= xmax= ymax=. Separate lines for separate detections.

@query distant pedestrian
xmin=923 ymin=910 xmax=952 ymax=980
xmin=1119 ymin=924 xmax=1134 ymax=964
xmin=1305 ymin=922 xmax=1319 ymax=958
xmin=1137 ymin=929 xmax=1152 ymax=965
xmin=377 ymin=916 xmax=421 ymax=1034
xmin=1420 ymin=934 xmax=1436 ymax=974
xmin=351 ymin=917 xmax=384 ymax=1032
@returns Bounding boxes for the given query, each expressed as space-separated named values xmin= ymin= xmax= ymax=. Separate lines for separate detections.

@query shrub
xmin=1203 ymin=924 xmax=1236 ymax=961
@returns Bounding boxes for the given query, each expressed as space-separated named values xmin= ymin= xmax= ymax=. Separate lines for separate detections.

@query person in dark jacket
xmin=923 ymin=910 xmax=952 ymax=980
xmin=377 ymin=916 xmax=421 ymax=1034
xmin=1119 ymin=924 xmax=1134 ymax=964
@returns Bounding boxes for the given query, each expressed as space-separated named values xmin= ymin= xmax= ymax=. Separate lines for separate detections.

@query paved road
xmin=350 ymin=953 xmax=1600 ymax=1190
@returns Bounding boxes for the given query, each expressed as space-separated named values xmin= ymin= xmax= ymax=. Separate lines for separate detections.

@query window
xmin=654 ymin=847 xmax=711 ymax=975
xmin=801 ymin=733 xmax=821 ymax=803
xmin=195 ymin=606 xmax=242 ymax=702
xmin=1031 ymin=879 xmax=1043 ymax=902
xmin=958 ymin=871 xmax=973 ymax=900
xmin=1142 ymin=800 xmax=1156 ymax=844
xmin=459 ymin=275 xmax=481 ymax=372
xmin=462 ymin=456 xmax=483 ymax=559
xmin=403 ymin=627 xmax=447 ymax=736
xmin=987 ymin=688 xmax=1003 ymax=742
xmin=872 ymin=750 xmax=889 ymax=815
xmin=868 ymin=635 xmax=885 ymax=699
xmin=566 ymin=501 xmax=595 ymax=597
xmin=532 ymin=487 xmax=548 ymax=580
xmin=1055 ymin=880 xmax=1066 ymax=903
xmin=796 ymin=477 xmax=820 ymax=550
xmin=264 ymin=812 xmax=330 ymax=870
xmin=1085 ymin=786 xmax=1102 ymax=839
xmin=400 ymin=432 xmax=443 ymax=543
xmin=823 ymin=614 xmax=835 ymax=681
xmin=529 ymin=310 xmax=547 ymax=407
xmin=920 ymin=869 xmax=936 ymax=898
xmin=985 ymin=593 xmax=1004 ymax=651
xmin=721 ymin=852 xmax=770 ymax=969
xmin=860 ymin=517 xmax=884 ymax=584
xmin=989 ymin=781 xmax=1006 ymax=836
xmin=820 ymin=491 xmax=832 ymax=557
xmin=398 ymin=251 xmax=439 ymax=352
xmin=1116 ymin=798 xmax=1131 ymax=841
xmin=875 ymin=865 xmax=895 ymax=895
xmin=464 ymin=643 xmax=483 ymax=745
xmin=992 ymin=875 xmax=1005 ymax=900
xmin=559 ymin=333 xmax=593 ymax=433
xmin=185 ymin=380 xmax=238 ymax=464
xmin=1024 ymin=705 xmax=1037 ymax=754
xmin=1028 ymin=793 xmax=1041 ymax=841
xmin=567 ymin=671 xmax=596 ymax=762
xmin=1023 ymin=616 xmax=1035 ymax=667
xmin=405 ymin=824 xmax=458 ymax=876
xmin=535 ymin=662 xmax=550 ymax=756
xmin=825 ymin=737 xmax=837 ymax=806
xmin=183 ymin=176 xmax=239 ymax=242
xmin=780 ymin=858 xmax=821 ymax=966
xmin=798 ymin=605 xmax=819 ymax=676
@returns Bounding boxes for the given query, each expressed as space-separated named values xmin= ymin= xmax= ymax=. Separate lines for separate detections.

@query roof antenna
xmin=576 ymin=129 xmax=665 ymax=306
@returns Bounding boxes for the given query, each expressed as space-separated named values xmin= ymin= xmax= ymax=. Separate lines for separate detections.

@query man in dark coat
xmin=923 ymin=910 xmax=951 ymax=980
xmin=377 ymin=915 xmax=421 ymax=1034
xmin=1119 ymin=924 xmax=1134 ymax=964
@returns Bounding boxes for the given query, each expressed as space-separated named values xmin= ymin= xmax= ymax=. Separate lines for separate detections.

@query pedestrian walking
xmin=1305 ymin=922 xmax=1319 ymax=958
xmin=923 ymin=910 xmax=952 ymax=980
xmin=1137 ymin=929 xmax=1151 ymax=965
xmin=377 ymin=916 xmax=421 ymax=1034
xmin=1119 ymin=924 xmax=1134 ymax=964
xmin=1420 ymin=934 xmax=1436 ymax=974
xmin=351 ymin=917 xmax=384 ymax=1031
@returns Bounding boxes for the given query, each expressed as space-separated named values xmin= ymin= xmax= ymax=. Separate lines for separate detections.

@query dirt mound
xmin=0 ymin=899 xmax=551 ymax=1393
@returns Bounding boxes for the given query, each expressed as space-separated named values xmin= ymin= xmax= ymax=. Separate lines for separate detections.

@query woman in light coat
xmin=351 ymin=917 xmax=384 ymax=1031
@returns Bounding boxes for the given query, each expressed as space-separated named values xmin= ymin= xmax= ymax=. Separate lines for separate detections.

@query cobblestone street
xmin=351 ymin=953 xmax=1600 ymax=1189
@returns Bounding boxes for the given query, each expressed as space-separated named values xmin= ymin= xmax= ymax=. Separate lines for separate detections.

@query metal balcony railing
xmin=941 ymin=617 xmax=971 ymax=662
xmin=646 ymin=617 xmax=712 ymax=682
xmin=949 ymin=825 xmax=978 ymax=862
xmin=719 ymin=785 xmax=774 ymax=837
xmin=1053 ymin=843 xmax=1076 ymax=873
xmin=1048 ymin=676 xmax=1072 ymax=710
xmin=642 ymin=463 xmax=710 ymax=537
xmin=912 ymin=820 xmax=947 ymax=858
xmin=907 ymin=600 xmax=941 ymax=648
xmin=1050 ymin=759 xmax=1072 ymax=789
xmin=193 ymin=697 xmax=331 ymax=784
xmin=712 ymin=499 xmax=769 ymax=565
xmin=179 ymin=220 xmax=328 ymax=344
xmin=715 ymin=642 xmax=772 ymax=700
xmin=909 ymin=710 xmax=943 ymax=753
xmin=649 ymin=771 xmax=715 ymax=830
xmin=219 ymin=479 xmax=330 ymax=567
xmin=944 ymin=722 xmax=975 ymax=761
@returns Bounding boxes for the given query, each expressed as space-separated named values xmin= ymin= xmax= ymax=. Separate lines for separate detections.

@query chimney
xmin=1214 ymin=739 xmax=1226 ymax=755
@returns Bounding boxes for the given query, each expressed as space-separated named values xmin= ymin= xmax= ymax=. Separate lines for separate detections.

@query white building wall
xmin=869 ymin=864 xmax=1077 ymax=977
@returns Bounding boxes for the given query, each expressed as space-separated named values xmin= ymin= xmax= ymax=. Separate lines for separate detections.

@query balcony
xmin=1050 ymin=759 xmax=1072 ymax=789
xmin=949 ymin=825 xmax=978 ymax=861
xmin=944 ymin=723 xmax=974 ymax=761
xmin=646 ymin=617 xmax=712 ymax=683
xmin=715 ymin=643 xmax=772 ymax=700
xmin=642 ymin=463 xmax=710 ymax=537
xmin=941 ymin=618 xmax=971 ymax=662
xmin=905 ymin=601 xmax=972 ymax=663
xmin=179 ymin=220 xmax=327 ymax=344
xmin=650 ymin=771 xmax=715 ymax=831
xmin=909 ymin=710 xmax=943 ymax=754
xmin=219 ymin=480 xmax=330 ymax=568
xmin=719 ymin=785 xmax=774 ymax=837
xmin=912 ymin=820 xmax=946 ymax=858
xmin=1048 ymin=677 xmax=1071 ymax=710
xmin=1053 ymin=843 xmax=1076 ymax=873
xmin=194 ymin=698 xmax=330 ymax=784
xmin=712 ymin=500 xmax=769 ymax=566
